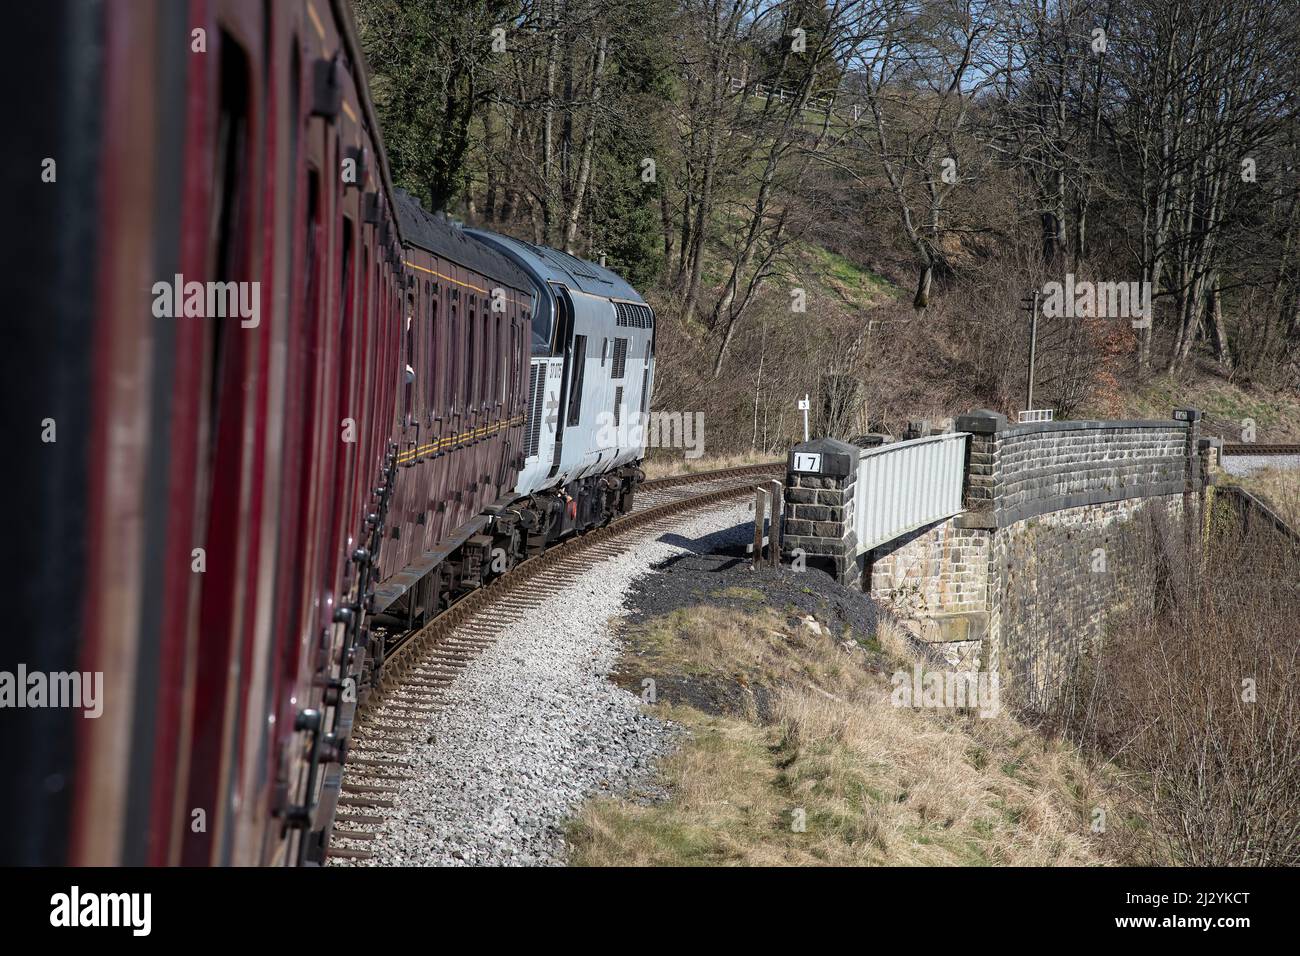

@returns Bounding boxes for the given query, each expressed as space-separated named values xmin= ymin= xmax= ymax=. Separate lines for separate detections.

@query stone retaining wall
xmin=786 ymin=409 xmax=1211 ymax=704
xmin=955 ymin=410 xmax=1199 ymax=529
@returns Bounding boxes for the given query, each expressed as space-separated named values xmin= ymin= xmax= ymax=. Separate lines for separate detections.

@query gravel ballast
xmin=1221 ymin=454 xmax=1300 ymax=476
xmin=337 ymin=502 xmax=753 ymax=866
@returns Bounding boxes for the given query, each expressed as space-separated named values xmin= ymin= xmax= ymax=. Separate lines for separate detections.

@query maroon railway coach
xmin=374 ymin=192 xmax=535 ymax=635
xmin=7 ymin=0 xmax=532 ymax=866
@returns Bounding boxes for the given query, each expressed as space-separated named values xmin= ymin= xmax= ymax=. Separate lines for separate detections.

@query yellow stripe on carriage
xmin=403 ymin=260 xmax=531 ymax=306
xmin=394 ymin=415 xmax=525 ymax=464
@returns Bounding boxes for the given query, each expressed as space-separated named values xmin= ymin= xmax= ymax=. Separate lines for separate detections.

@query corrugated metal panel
xmin=854 ymin=433 xmax=970 ymax=555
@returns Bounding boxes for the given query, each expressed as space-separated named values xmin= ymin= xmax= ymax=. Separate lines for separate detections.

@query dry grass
xmin=570 ymin=607 xmax=1146 ymax=866
xmin=1106 ymin=375 xmax=1300 ymax=442
xmin=1221 ymin=466 xmax=1300 ymax=529
xmin=1050 ymin=511 xmax=1300 ymax=866
xmin=641 ymin=450 xmax=779 ymax=481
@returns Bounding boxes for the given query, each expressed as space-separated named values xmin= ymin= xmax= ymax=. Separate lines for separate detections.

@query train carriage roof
xmin=464 ymin=229 xmax=647 ymax=304
xmin=393 ymin=189 xmax=533 ymax=296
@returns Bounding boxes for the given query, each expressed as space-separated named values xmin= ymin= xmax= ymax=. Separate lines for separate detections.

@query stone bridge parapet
xmin=786 ymin=409 xmax=1214 ymax=702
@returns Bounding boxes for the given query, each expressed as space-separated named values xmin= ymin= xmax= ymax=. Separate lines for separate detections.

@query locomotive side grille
xmin=614 ymin=302 xmax=654 ymax=328
xmin=525 ymin=363 xmax=545 ymax=458
xmin=611 ymin=338 xmax=628 ymax=379
xmin=613 ymin=386 xmax=624 ymax=426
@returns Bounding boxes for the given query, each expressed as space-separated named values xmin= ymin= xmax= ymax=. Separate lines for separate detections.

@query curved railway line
xmin=327 ymin=462 xmax=782 ymax=860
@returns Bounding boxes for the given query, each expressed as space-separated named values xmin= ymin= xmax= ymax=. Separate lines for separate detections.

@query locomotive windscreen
xmin=531 ymin=300 xmax=553 ymax=355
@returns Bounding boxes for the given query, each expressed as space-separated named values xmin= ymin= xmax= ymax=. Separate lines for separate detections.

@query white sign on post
xmin=794 ymin=452 xmax=822 ymax=473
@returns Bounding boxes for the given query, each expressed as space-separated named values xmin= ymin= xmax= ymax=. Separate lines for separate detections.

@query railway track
xmin=326 ymin=461 xmax=782 ymax=861
xmin=1221 ymin=444 xmax=1300 ymax=456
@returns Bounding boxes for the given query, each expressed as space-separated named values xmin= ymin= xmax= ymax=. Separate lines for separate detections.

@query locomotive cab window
xmin=531 ymin=299 xmax=554 ymax=355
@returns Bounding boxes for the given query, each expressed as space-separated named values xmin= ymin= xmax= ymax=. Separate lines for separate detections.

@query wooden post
xmin=753 ymin=486 xmax=767 ymax=571
xmin=767 ymin=479 xmax=783 ymax=568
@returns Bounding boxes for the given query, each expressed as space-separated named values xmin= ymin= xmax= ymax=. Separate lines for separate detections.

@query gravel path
xmin=1221 ymin=454 xmax=1300 ymax=476
xmin=336 ymin=502 xmax=752 ymax=866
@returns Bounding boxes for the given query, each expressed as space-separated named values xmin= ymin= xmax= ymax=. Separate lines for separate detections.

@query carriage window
xmin=332 ymin=216 xmax=355 ymax=550
xmin=434 ymin=278 xmax=444 ymax=413
xmin=507 ymin=323 xmax=516 ymax=403
xmin=483 ymin=309 xmax=494 ymax=404
xmin=566 ymin=334 xmax=587 ymax=427
xmin=187 ymin=28 xmax=253 ymax=866
xmin=500 ymin=313 xmax=509 ymax=403
xmin=340 ymin=219 xmax=353 ymax=325
xmin=465 ymin=305 xmax=476 ymax=407
xmin=450 ymin=303 xmax=459 ymax=410
xmin=403 ymin=290 xmax=415 ymax=424
xmin=206 ymin=31 xmax=252 ymax=454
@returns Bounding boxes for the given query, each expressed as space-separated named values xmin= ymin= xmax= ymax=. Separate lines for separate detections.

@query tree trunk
xmin=563 ymin=34 xmax=607 ymax=254
xmin=913 ymin=260 xmax=933 ymax=309
xmin=541 ymin=17 xmax=561 ymax=245
xmin=1208 ymin=279 xmax=1232 ymax=372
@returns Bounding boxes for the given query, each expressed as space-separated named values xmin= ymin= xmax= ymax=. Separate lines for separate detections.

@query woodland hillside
xmin=357 ymin=0 xmax=1300 ymax=451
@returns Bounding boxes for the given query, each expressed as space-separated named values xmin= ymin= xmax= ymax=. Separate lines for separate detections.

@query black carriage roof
xmin=393 ymin=188 xmax=533 ymax=296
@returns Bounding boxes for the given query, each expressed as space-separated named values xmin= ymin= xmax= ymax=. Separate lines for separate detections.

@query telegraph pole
xmin=1022 ymin=290 xmax=1040 ymax=412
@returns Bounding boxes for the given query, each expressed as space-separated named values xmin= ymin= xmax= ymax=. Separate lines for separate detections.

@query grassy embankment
xmin=568 ymin=606 xmax=1150 ymax=866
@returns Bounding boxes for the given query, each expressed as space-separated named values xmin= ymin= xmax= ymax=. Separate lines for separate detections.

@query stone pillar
xmin=950 ymin=410 xmax=1006 ymax=679
xmin=1197 ymin=435 xmax=1222 ymax=542
xmin=1174 ymin=407 xmax=1203 ymax=554
xmin=1198 ymin=436 xmax=1223 ymax=484
xmin=1174 ymin=407 xmax=1203 ymax=493
xmin=954 ymin=409 xmax=1007 ymax=530
xmin=784 ymin=437 xmax=861 ymax=588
